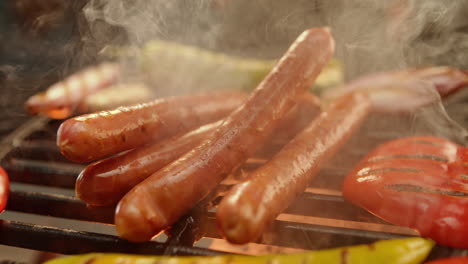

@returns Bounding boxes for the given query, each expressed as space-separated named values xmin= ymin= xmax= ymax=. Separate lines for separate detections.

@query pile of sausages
xmin=57 ymin=27 xmax=349 ymax=243
xmin=56 ymin=26 xmax=468 ymax=244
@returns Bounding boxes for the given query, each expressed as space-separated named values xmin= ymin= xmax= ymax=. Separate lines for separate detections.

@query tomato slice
xmin=426 ymin=257 xmax=468 ymax=264
xmin=0 ymin=166 xmax=9 ymax=213
xmin=342 ymin=136 xmax=468 ymax=248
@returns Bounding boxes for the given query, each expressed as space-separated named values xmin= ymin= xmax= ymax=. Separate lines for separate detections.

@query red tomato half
xmin=0 ymin=166 xmax=9 ymax=213
xmin=426 ymin=257 xmax=468 ymax=264
xmin=343 ymin=136 xmax=468 ymax=248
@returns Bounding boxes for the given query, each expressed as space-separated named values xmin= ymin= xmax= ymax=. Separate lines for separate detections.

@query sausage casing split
xmin=114 ymin=27 xmax=335 ymax=242
xmin=57 ymin=91 xmax=247 ymax=163
xmin=216 ymin=92 xmax=371 ymax=244
xmin=25 ymin=63 xmax=120 ymax=119
xmin=76 ymin=94 xmax=320 ymax=207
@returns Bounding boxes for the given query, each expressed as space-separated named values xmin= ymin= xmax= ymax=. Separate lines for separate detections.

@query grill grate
xmin=0 ymin=116 xmax=467 ymax=260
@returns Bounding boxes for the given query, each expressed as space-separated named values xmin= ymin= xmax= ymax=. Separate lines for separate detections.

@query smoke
xmin=79 ymin=1 xmax=324 ymax=60
xmin=83 ymin=1 xmax=208 ymax=46
xmin=399 ymin=1 xmax=468 ymax=68
xmin=316 ymin=0 xmax=468 ymax=145
xmin=322 ymin=0 xmax=468 ymax=79
xmin=81 ymin=0 xmax=244 ymax=95
xmin=80 ymin=0 xmax=468 ymax=75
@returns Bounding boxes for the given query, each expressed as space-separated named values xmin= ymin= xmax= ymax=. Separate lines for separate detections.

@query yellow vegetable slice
xmin=45 ymin=237 xmax=433 ymax=264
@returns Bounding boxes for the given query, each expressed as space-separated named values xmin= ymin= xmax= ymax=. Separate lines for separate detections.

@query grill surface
xmin=2 ymin=0 xmax=468 ymax=260
xmin=0 ymin=115 xmax=467 ymax=261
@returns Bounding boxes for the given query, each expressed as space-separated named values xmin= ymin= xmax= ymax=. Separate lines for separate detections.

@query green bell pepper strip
xmin=45 ymin=237 xmax=433 ymax=264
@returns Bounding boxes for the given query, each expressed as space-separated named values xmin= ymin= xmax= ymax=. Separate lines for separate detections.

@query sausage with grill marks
xmin=114 ymin=27 xmax=335 ymax=242
xmin=216 ymin=92 xmax=371 ymax=244
xmin=76 ymin=120 xmax=221 ymax=207
xmin=76 ymin=93 xmax=320 ymax=207
xmin=57 ymin=91 xmax=247 ymax=163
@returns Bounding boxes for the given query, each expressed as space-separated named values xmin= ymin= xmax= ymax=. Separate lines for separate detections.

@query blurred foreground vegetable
xmin=44 ymin=238 xmax=433 ymax=264
xmin=0 ymin=166 xmax=9 ymax=213
xmin=426 ymin=257 xmax=468 ymax=264
xmin=426 ymin=256 xmax=468 ymax=264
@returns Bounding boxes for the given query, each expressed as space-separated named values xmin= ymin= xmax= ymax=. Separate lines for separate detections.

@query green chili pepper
xmin=45 ymin=237 xmax=433 ymax=264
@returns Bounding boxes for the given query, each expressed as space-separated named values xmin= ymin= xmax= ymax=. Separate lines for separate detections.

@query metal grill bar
xmin=7 ymin=180 xmax=383 ymax=223
xmin=3 ymin=160 xmax=81 ymax=188
xmin=7 ymin=190 xmax=114 ymax=224
xmin=0 ymin=220 xmax=222 ymax=256
xmin=6 ymin=189 xmax=402 ymax=250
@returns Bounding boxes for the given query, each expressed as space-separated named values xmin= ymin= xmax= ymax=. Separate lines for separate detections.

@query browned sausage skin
xmin=76 ymin=94 xmax=320 ymax=207
xmin=216 ymin=92 xmax=371 ymax=244
xmin=114 ymin=28 xmax=335 ymax=242
xmin=76 ymin=120 xmax=221 ymax=207
xmin=257 ymin=92 xmax=321 ymax=158
xmin=57 ymin=91 xmax=247 ymax=163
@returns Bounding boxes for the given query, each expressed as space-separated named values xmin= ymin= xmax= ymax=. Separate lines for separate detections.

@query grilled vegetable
xmin=140 ymin=40 xmax=276 ymax=93
xmin=342 ymin=136 xmax=468 ymax=248
xmin=0 ymin=166 xmax=9 ymax=213
xmin=426 ymin=257 xmax=468 ymax=264
xmin=323 ymin=67 xmax=468 ymax=113
xmin=44 ymin=237 xmax=433 ymax=264
xmin=100 ymin=40 xmax=342 ymax=94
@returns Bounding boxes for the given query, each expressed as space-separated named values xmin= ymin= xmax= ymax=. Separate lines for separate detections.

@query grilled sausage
xmin=76 ymin=120 xmax=221 ymax=206
xmin=76 ymin=94 xmax=321 ymax=207
xmin=216 ymin=92 xmax=371 ymax=244
xmin=25 ymin=63 xmax=120 ymax=119
xmin=57 ymin=91 xmax=247 ymax=163
xmin=257 ymin=92 xmax=321 ymax=158
xmin=114 ymin=27 xmax=335 ymax=242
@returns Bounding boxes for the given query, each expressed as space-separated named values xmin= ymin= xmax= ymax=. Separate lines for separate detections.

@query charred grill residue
xmin=409 ymin=140 xmax=444 ymax=147
xmin=356 ymin=167 xmax=421 ymax=177
xmin=340 ymin=248 xmax=349 ymax=264
xmin=82 ymin=257 xmax=97 ymax=264
xmin=385 ymin=184 xmax=468 ymax=197
xmin=367 ymin=154 xmax=449 ymax=163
